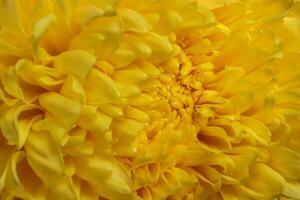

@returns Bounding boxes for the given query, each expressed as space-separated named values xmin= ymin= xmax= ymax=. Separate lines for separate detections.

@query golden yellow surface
xmin=0 ymin=0 xmax=300 ymax=199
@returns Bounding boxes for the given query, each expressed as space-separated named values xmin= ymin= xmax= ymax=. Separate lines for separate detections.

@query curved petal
xmin=5 ymin=151 xmax=45 ymax=199
xmin=15 ymin=59 xmax=66 ymax=91
xmin=25 ymin=131 xmax=76 ymax=199
xmin=53 ymin=49 xmax=96 ymax=83
xmin=1 ymin=104 xmax=41 ymax=148
xmin=268 ymin=146 xmax=300 ymax=180
xmin=238 ymin=163 xmax=286 ymax=199
xmin=85 ymin=68 xmax=120 ymax=105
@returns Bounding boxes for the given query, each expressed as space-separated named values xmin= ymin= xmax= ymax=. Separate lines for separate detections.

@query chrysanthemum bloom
xmin=0 ymin=0 xmax=300 ymax=199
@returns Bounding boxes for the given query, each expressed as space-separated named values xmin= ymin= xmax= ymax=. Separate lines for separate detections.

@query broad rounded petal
xmin=60 ymin=74 xmax=86 ymax=103
xmin=220 ymin=186 xmax=239 ymax=200
xmin=16 ymin=59 xmax=65 ymax=91
xmin=25 ymin=131 xmax=76 ymax=199
xmin=99 ymin=104 xmax=123 ymax=118
xmin=63 ymin=128 xmax=94 ymax=156
xmin=116 ymin=83 xmax=141 ymax=97
xmin=283 ymin=182 xmax=300 ymax=199
xmin=113 ymin=68 xmax=148 ymax=85
xmin=128 ymin=93 xmax=154 ymax=106
xmin=73 ymin=155 xmax=112 ymax=182
xmin=197 ymin=126 xmax=232 ymax=152
xmin=39 ymin=92 xmax=81 ymax=126
xmin=141 ymin=33 xmax=173 ymax=63
xmin=78 ymin=105 xmax=113 ymax=143
xmin=53 ymin=50 xmax=96 ymax=82
xmin=85 ymin=68 xmax=121 ymax=105
xmin=124 ymin=106 xmax=150 ymax=123
xmin=180 ymin=1 xmax=216 ymax=27
xmin=238 ymin=163 xmax=286 ymax=199
xmin=137 ymin=61 xmax=161 ymax=78
xmin=241 ymin=117 xmax=271 ymax=145
xmin=74 ymin=155 xmax=132 ymax=200
xmin=107 ymin=43 xmax=136 ymax=68
xmin=125 ymin=35 xmax=152 ymax=58
xmin=119 ymin=8 xmax=150 ymax=32
xmin=112 ymin=118 xmax=144 ymax=138
xmin=1 ymin=104 xmax=41 ymax=148
xmin=268 ymin=146 xmax=300 ymax=180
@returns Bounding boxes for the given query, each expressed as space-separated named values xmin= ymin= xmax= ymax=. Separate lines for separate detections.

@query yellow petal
xmin=124 ymin=106 xmax=150 ymax=123
xmin=141 ymin=33 xmax=173 ymax=63
xmin=180 ymin=146 xmax=210 ymax=166
xmin=230 ymin=91 xmax=254 ymax=113
xmin=0 ymin=38 xmax=28 ymax=58
xmin=113 ymin=68 xmax=148 ymax=85
xmin=85 ymin=68 xmax=121 ymax=105
xmin=76 ymin=16 xmax=123 ymax=58
xmin=70 ymin=5 xmax=105 ymax=33
xmin=156 ymin=10 xmax=183 ymax=33
xmin=112 ymin=118 xmax=144 ymax=138
xmin=220 ymin=186 xmax=239 ymax=200
xmin=241 ymin=116 xmax=271 ymax=145
xmin=128 ymin=93 xmax=154 ymax=106
xmin=95 ymin=60 xmax=114 ymax=75
xmin=132 ymin=163 xmax=160 ymax=189
xmin=46 ymin=114 xmax=71 ymax=146
xmin=74 ymin=155 xmax=132 ymax=200
xmin=69 ymin=32 xmax=105 ymax=54
xmin=25 ymin=131 xmax=76 ymax=199
xmin=116 ymin=83 xmax=141 ymax=98
xmin=53 ymin=49 xmax=96 ymax=82
xmin=5 ymin=152 xmax=44 ymax=199
xmin=73 ymin=155 xmax=112 ymax=183
xmin=78 ymin=181 xmax=99 ymax=200
xmin=113 ymin=137 xmax=139 ymax=157
xmin=198 ymin=126 xmax=232 ymax=152
xmin=249 ymin=0 xmax=293 ymax=23
xmin=60 ymin=74 xmax=86 ymax=103
xmin=238 ymin=163 xmax=286 ymax=199
xmin=268 ymin=146 xmax=300 ymax=180
xmin=78 ymin=105 xmax=113 ymax=143
xmin=32 ymin=14 xmax=56 ymax=49
xmin=99 ymin=104 xmax=123 ymax=118
xmin=0 ymin=0 xmax=28 ymax=38
xmin=201 ymin=0 xmax=235 ymax=9
xmin=0 ymin=145 xmax=14 ymax=194
xmin=137 ymin=61 xmax=161 ymax=78
xmin=180 ymin=1 xmax=216 ymax=27
xmin=125 ymin=35 xmax=151 ymax=58
xmin=134 ymin=141 xmax=168 ymax=165
xmin=119 ymin=8 xmax=150 ymax=32
xmin=2 ymin=67 xmax=24 ymax=100
xmin=107 ymin=43 xmax=136 ymax=68
xmin=283 ymin=182 xmax=300 ymax=199
xmin=39 ymin=92 xmax=81 ymax=126
xmin=15 ymin=59 xmax=66 ymax=91
xmin=63 ymin=128 xmax=94 ymax=156
xmin=1 ymin=104 xmax=41 ymax=148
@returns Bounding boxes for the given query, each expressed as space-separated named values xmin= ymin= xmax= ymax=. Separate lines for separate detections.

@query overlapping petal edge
xmin=0 ymin=0 xmax=300 ymax=199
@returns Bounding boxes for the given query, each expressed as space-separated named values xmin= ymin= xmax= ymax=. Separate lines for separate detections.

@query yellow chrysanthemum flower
xmin=0 ymin=0 xmax=300 ymax=199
